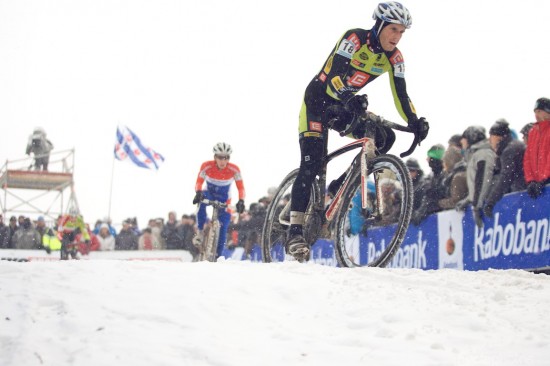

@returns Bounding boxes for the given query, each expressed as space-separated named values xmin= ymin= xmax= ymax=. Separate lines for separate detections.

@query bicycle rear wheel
xmin=261 ymin=169 xmax=321 ymax=262
xmin=334 ymin=154 xmax=413 ymax=267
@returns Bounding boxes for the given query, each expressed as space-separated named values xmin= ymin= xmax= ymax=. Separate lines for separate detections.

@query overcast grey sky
xmin=1 ymin=0 xmax=549 ymax=227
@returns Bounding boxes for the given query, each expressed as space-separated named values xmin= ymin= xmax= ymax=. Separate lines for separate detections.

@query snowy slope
xmin=1 ymin=260 xmax=549 ymax=366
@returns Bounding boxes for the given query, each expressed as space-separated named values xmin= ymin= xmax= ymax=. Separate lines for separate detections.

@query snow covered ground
xmin=1 ymin=259 xmax=549 ymax=366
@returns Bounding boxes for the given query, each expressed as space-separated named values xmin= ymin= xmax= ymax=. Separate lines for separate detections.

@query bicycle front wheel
xmin=261 ymin=169 xmax=321 ymax=263
xmin=204 ymin=221 xmax=220 ymax=262
xmin=334 ymin=154 xmax=413 ymax=267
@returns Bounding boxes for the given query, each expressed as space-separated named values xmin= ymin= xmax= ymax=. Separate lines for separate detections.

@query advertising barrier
xmin=231 ymin=188 xmax=549 ymax=271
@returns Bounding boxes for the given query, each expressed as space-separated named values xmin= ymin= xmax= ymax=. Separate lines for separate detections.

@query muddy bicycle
xmin=193 ymin=198 xmax=229 ymax=262
xmin=261 ymin=111 xmax=418 ymax=267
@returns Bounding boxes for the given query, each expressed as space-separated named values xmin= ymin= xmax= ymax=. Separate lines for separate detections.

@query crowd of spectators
xmin=0 ymin=193 xmax=273 ymax=262
xmin=403 ymin=97 xmax=550 ymax=228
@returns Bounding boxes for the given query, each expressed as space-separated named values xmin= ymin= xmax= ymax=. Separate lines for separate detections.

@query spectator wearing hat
xmin=97 ymin=223 xmax=115 ymax=251
xmin=178 ymin=214 xmax=199 ymax=260
xmin=411 ymin=144 xmax=446 ymax=225
xmin=25 ymin=127 xmax=54 ymax=171
xmin=0 ymin=214 xmax=10 ymax=248
xmin=35 ymin=216 xmax=48 ymax=238
xmin=161 ymin=211 xmax=184 ymax=250
xmin=520 ymin=123 xmax=535 ymax=144
xmin=7 ymin=216 xmax=18 ymax=249
xmin=138 ymin=227 xmax=163 ymax=250
xmin=438 ymin=146 xmax=467 ymax=210
xmin=524 ymin=97 xmax=550 ymax=198
xmin=95 ymin=217 xmax=117 ymax=238
xmin=456 ymin=125 xmax=496 ymax=228
xmin=483 ymin=120 xmax=526 ymax=217
xmin=448 ymin=134 xmax=463 ymax=150
xmin=405 ymin=158 xmax=426 ymax=211
xmin=115 ymin=219 xmax=138 ymax=250
xmin=13 ymin=217 xmax=42 ymax=250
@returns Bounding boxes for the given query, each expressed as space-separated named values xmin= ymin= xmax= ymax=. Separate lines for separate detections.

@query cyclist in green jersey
xmin=287 ymin=1 xmax=430 ymax=261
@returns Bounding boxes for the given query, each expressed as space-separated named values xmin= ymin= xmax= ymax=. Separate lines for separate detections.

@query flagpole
xmin=108 ymin=151 xmax=116 ymax=220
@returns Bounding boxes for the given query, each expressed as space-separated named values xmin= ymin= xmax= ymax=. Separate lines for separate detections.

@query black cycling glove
xmin=192 ymin=191 xmax=204 ymax=205
xmin=236 ymin=199 xmax=245 ymax=214
xmin=344 ymin=94 xmax=369 ymax=116
xmin=408 ymin=117 xmax=430 ymax=143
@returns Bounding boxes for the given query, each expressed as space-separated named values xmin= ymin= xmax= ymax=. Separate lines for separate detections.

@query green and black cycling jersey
xmin=299 ymin=27 xmax=418 ymax=135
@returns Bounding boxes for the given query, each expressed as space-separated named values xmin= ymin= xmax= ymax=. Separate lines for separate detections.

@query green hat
xmin=427 ymin=144 xmax=445 ymax=160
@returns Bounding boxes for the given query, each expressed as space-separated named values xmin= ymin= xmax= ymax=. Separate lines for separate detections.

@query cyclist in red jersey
xmin=193 ymin=142 xmax=246 ymax=258
xmin=286 ymin=2 xmax=430 ymax=261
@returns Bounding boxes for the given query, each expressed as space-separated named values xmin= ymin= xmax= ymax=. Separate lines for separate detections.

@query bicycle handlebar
xmin=365 ymin=113 xmax=418 ymax=158
xmin=333 ymin=111 xmax=419 ymax=158
xmin=198 ymin=198 xmax=229 ymax=208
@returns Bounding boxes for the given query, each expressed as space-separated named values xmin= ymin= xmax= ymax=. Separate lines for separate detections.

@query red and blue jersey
xmin=194 ymin=161 xmax=245 ymax=202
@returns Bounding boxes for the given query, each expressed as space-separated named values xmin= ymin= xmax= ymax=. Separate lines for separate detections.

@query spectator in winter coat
xmin=0 ymin=214 xmax=10 ymax=248
xmin=35 ymin=216 xmax=48 ymax=239
xmin=161 ymin=211 xmax=184 ymax=250
xmin=138 ymin=228 xmax=163 ymax=250
xmin=483 ymin=120 xmax=526 ymax=218
xmin=438 ymin=146 xmax=468 ymax=210
xmin=42 ymin=227 xmax=62 ymax=253
xmin=93 ymin=217 xmax=117 ymax=238
xmin=405 ymin=158 xmax=425 ymax=212
xmin=520 ymin=122 xmax=535 ymax=144
xmin=25 ymin=127 xmax=54 ymax=171
xmin=13 ymin=217 xmax=42 ymax=250
xmin=523 ymin=97 xmax=550 ymax=199
xmin=243 ymin=203 xmax=266 ymax=247
xmin=97 ymin=223 xmax=115 ymax=251
xmin=76 ymin=225 xmax=100 ymax=254
xmin=7 ymin=216 xmax=18 ymax=249
xmin=456 ymin=125 xmax=496 ymax=228
xmin=115 ymin=220 xmax=138 ymax=250
xmin=178 ymin=215 xmax=199 ymax=260
xmin=411 ymin=144 xmax=446 ymax=225
xmin=378 ymin=178 xmax=403 ymax=226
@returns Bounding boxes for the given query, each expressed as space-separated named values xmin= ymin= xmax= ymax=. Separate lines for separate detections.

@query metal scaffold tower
xmin=0 ymin=149 xmax=79 ymax=221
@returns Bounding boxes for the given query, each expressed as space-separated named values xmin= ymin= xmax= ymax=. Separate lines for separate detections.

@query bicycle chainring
xmin=303 ymin=211 xmax=323 ymax=245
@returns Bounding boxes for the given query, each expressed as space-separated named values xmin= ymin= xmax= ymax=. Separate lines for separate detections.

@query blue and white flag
xmin=114 ymin=125 xmax=165 ymax=170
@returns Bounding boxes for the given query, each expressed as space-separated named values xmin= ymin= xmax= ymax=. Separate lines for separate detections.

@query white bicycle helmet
xmin=373 ymin=2 xmax=412 ymax=29
xmin=213 ymin=142 xmax=233 ymax=156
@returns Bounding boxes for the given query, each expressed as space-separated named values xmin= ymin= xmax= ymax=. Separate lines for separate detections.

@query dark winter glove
xmin=527 ymin=181 xmax=543 ymax=199
xmin=236 ymin=199 xmax=245 ymax=214
xmin=344 ymin=94 xmax=369 ymax=116
xmin=44 ymin=246 xmax=51 ymax=254
xmin=473 ymin=208 xmax=483 ymax=228
xmin=192 ymin=191 xmax=204 ymax=205
xmin=482 ymin=203 xmax=494 ymax=219
xmin=455 ymin=198 xmax=471 ymax=211
xmin=408 ymin=117 xmax=430 ymax=143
